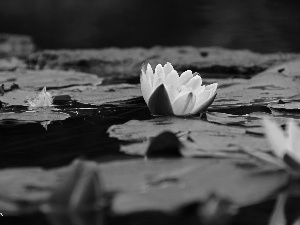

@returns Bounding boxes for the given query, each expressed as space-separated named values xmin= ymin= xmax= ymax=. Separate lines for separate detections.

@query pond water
xmin=1 ymin=0 xmax=300 ymax=52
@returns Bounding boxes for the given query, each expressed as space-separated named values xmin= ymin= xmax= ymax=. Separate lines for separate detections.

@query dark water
xmin=1 ymin=0 xmax=300 ymax=52
xmin=0 ymin=96 xmax=149 ymax=168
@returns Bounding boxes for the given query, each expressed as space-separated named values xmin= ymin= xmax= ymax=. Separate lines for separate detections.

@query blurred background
xmin=0 ymin=0 xmax=300 ymax=53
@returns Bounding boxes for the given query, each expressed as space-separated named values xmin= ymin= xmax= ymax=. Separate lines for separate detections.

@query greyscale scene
xmin=1 ymin=0 xmax=300 ymax=224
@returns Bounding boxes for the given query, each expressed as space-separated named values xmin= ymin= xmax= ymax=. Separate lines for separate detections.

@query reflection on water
xmin=1 ymin=0 xmax=300 ymax=52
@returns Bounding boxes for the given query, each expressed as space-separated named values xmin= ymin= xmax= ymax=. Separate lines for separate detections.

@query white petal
xmin=179 ymin=70 xmax=193 ymax=85
xmin=194 ymin=85 xmax=205 ymax=95
xmin=185 ymin=75 xmax=202 ymax=90
xmin=141 ymin=69 xmax=153 ymax=104
xmin=166 ymin=84 xmax=179 ymax=103
xmin=153 ymin=77 xmax=163 ymax=91
xmin=172 ymin=91 xmax=194 ymax=116
xmin=165 ymin=70 xmax=179 ymax=87
xmin=190 ymin=90 xmax=211 ymax=114
xmin=262 ymin=118 xmax=287 ymax=158
xmin=184 ymin=93 xmax=196 ymax=115
xmin=154 ymin=64 xmax=165 ymax=82
xmin=179 ymin=86 xmax=193 ymax=95
xmin=206 ymin=83 xmax=218 ymax=97
xmin=163 ymin=62 xmax=174 ymax=77
xmin=287 ymin=119 xmax=300 ymax=161
xmin=146 ymin=64 xmax=154 ymax=88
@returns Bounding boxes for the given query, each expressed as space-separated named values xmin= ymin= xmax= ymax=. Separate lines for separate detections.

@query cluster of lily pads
xmin=141 ymin=62 xmax=300 ymax=175
xmin=24 ymin=62 xmax=300 ymax=174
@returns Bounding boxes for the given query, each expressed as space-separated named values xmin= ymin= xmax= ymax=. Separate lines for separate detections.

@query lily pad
xmin=265 ymin=59 xmax=300 ymax=76
xmin=268 ymin=101 xmax=300 ymax=111
xmin=108 ymin=116 xmax=271 ymax=156
xmin=106 ymin=158 xmax=286 ymax=213
xmin=0 ymin=158 xmax=287 ymax=214
xmin=108 ymin=117 xmax=244 ymax=142
xmin=0 ymin=110 xmax=70 ymax=122
xmin=51 ymin=84 xmax=141 ymax=106
xmin=213 ymin=72 xmax=300 ymax=107
xmin=0 ymin=69 xmax=103 ymax=89
xmin=0 ymin=89 xmax=34 ymax=106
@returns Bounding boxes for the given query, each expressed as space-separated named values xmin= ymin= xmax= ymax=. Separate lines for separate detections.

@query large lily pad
xmin=108 ymin=117 xmax=244 ymax=142
xmin=108 ymin=116 xmax=270 ymax=156
xmin=0 ymin=158 xmax=287 ymax=214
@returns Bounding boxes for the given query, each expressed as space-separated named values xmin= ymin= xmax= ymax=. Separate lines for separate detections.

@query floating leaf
xmin=0 ymin=69 xmax=103 ymax=88
xmin=265 ymin=59 xmax=300 ymax=76
xmin=51 ymin=83 xmax=141 ymax=106
xmin=0 ymin=158 xmax=288 ymax=214
xmin=268 ymin=101 xmax=300 ymax=112
xmin=213 ymin=72 xmax=300 ymax=108
xmin=108 ymin=117 xmax=269 ymax=157
xmin=0 ymin=110 xmax=69 ymax=121
xmin=0 ymin=89 xmax=34 ymax=106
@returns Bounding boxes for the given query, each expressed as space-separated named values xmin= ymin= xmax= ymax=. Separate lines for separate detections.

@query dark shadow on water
xmin=0 ymin=97 xmax=151 ymax=169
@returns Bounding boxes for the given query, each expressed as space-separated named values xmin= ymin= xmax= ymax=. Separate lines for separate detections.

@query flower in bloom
xmin=263 ymin=118 xmax=300 ymax=164
xmin=27 ymin=87 xmax=53 ymax=107
xmin=140 ymin=62 xmax=218 ymax=116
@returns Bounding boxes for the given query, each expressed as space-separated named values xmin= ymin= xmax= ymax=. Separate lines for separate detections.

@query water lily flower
xmin=27 ymin=87 xmax=53 ymax=107
xmin=263 ymin=118 xmax=300 ymax=166
xmin=140 ymin=62 xmax=217 ymax=116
